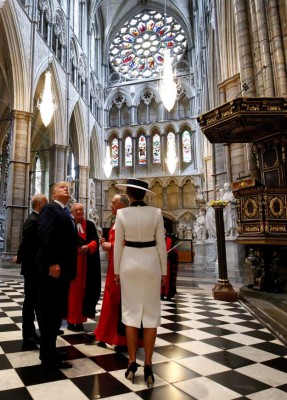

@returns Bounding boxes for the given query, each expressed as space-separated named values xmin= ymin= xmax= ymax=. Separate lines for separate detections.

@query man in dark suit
xmin=13 ymin=194 xmax=48 ymax=344
xmin=36 ymin=181 xmax=78 ymax=369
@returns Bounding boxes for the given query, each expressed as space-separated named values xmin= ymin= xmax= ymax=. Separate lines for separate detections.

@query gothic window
xmin=178 ymin=94 xmax=190 ymax=118
xmin=125 ymin=136 xmax=132 ymax=167
xmin=138 ymin=135 xmax=146 ymax=165
xmin=167 ymin=131 xmax=176 ymax=153
xmin=109 ymin=9 xmax=187 ymax=81
xmin=52 ymin=10 xmax=66 ymax=66
xmin=152 ymin=134 xmax=161 ymax=164
xmin=137 ymin=100 xmax=147 ymax=124
xmin=70 ymin=39 xmax=77 ymax=85
xmin=121 ymin=103 xmax=130 ymax=125
xmin=35 ymin=156 xmax=42 ymax=194
xmin=110 ymin=104 xmax=118 ymax=127
xmin=182 ymin=130 xmax=192 ymax=162
xmin=37 ymin=1 xmax=51 ymax=44
xmin=111 ymin=138 xmax=119 ymax=167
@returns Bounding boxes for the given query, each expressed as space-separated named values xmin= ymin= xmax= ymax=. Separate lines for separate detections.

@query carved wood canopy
xmin=197 ymin=97 xmax=287 ymax=144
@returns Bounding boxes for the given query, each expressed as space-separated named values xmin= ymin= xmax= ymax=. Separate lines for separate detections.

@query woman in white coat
xmin=114 ymin=179 xmax=167 ymax=386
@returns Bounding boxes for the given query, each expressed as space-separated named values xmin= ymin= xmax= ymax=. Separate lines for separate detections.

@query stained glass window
xmin=182 ymin=131 xmax=192 ymax=162
xmin=125 ymin=136 xmax=132 ymax=166
xmin=35 ymin=156 xmax=42 ymax=194
xmin=153 ymin=133 xmax=161 ymax=163
xmin=167 ymin=132 xmax=176 ymax=151
xmin=111 ymin=138 xmax=119 ymax=167
xmin=109 ymin=10 xmax=187 ymax=80
xmin=138 ymin=135 xmax=146 ymax=165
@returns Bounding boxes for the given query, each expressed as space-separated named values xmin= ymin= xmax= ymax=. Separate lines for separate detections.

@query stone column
xmin=3 ymin=111 xmax=33 ymax=256
xmin=49 ymin=144 xmax=69 ymax=187
xmin=76 ymin=165 xmax=89 ymax=211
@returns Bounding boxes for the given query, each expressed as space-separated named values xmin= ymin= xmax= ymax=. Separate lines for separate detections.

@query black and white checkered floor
xmin=1 ymin=280 xmax=287 ymax=400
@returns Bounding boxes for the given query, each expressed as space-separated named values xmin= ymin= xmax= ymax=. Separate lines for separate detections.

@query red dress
xmin=94 ymin=225 xmax=127 ymax=345
xmin=67 ymin=219 xmax=97 ymax=324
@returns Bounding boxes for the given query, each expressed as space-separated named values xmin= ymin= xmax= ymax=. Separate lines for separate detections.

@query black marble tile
xmin=200 ymin=326 xmax=235 ymax=336
xmin=160 ymin=322 xmax=192 ymax=332
xmin=10 ymin=316 xmax=23 ymax=323
xmin=231 ymin=313 xmax=256 ymax=320
xmin=15 ymin=364 xmax=66 ymax=386
xmin=157 ymin=332 xmax=193 ymax=344
xmin=154 ymin=344 xmax=195 ymax=360
xmin=198 ymin=318 xmax=230 ymax=327
xmin=0 ymin=340 xmax=38 ymax=353
xmin=163 ymin=315 xmax=192 ymax=323
xmin=0 ymin=387 xmax=33 ymax=400
xmin=0 ymin=307 xmax=22 ymax=312
xmin=61 ymin=333 xmax=90 ymax=345
xmin=236 ymin=320 xmax=264 ymax=330
xmin=202 ymin=337 xmax=243 ymax=350
xmin=136 ymin=383 xmax=195 ymax=400
xmin=0 ymin=324 xmax=21 ymax=332
xmin=263 ymin=357 xmax=287 ymax=373
xmin=196 ymin=311 xmax=227 ymax=318
xmin=90 ymin=352 xmax=128 ymax=371
xmin=209 ymin=370 xmax=270 ymax=395
xmin=253 ymin=342 xmax=287 ymax=356
xmin=0 ymin=354 xmax=12 ymax=370
xmin=243 ymin=329 xmax=275 ymax=341
xmin=205 ymin=350 xmax=254 ymax=369
xmin=153 ymin=360 xmax=199 ymax=382
xmin=72 ymin=372 xmax=131 ymax=398
xmin=58 ymin=345 xmax=87 ymax=361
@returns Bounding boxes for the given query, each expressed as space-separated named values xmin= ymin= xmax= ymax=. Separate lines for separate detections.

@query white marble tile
xmin=27 ymin=379 xmax=88 ymax=400
xmin=73 ymin=343 xmax=114 ymax=357
xmin=177 ymin=355 xmax=230 ymax=375
xmin=248 ymin=388 xmax=287 ymax=400
xmin=217 ymin=323 xmax=255 ymax=333
xmin=179 ymin=329 xmax=215 ymax=340
xmin=223 ymin=333 xmax=264 ymax=346
xmin=237 ymin=363 xmax=287 ymax=386
xmin=0 ymin=369 xmax=25 ymax=391
xmin=174 ymin=376 xmax=240 ymax=400
xmin=228 ymin=346 xmax=278 ymax=362
xmin=0 ymin=316 xmax=15 ymax=324
xmin=0 ymin=346 xmax=4 ymax=354
xmin=61 ymin=357 xmax=105 ymax=378
xmin=102 ymin=392 xmax=143 ymax=400
xmin=4 ymin=310 xmax=22 ymax=317
xmin=110 ymin=367 xmax=167 ymax=390
xmin=0 ymin=330 xmax=22 ymax=342
xmin=177 ymin=320 xmax=211 ymax=329
xmin=177 ymin=340 xmax=220 ymax=355
xmin=6 ymin=350 xmax=40 ymax=368
xmin=177 ymin=312 xmax=208 ymax=320
xmin=154 ymin=337 xmax=172 ymax=347
xmin=210 ymin=309 xmax=239 ymax=316
xmin=212 ymin=316 xmax=247 ymax=324
xmin=0 ymin=302 xmax=19 ymax=307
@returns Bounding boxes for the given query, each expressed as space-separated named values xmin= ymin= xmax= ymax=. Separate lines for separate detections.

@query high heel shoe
xmin=144 ymin=365 xmax=154 ymax=387
xmin=125 ymin=361 xmax=137 ymax=383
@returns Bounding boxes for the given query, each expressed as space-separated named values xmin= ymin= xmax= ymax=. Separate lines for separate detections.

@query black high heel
xmin=125 ymin=361 xmax=137 ymax=383
xmin=144 ymin=365 xmax=154 ymax=387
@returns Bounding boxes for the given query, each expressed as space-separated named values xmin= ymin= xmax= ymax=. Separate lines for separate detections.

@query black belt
xmin=125 ymin=240 xmax=156 ymax=248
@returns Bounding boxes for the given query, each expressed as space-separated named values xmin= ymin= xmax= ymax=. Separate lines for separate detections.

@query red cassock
xmin=161 ymin=236 xmax=179 ymax=299
xmin=67 ymin=219 xmax=97 ymax=324
xmin=94 ymin=226 xmax=127 ymax=346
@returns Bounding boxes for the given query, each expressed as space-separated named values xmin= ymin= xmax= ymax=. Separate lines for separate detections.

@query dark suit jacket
xmin=36 ymin=202 xmax=78 ymax=282
xmin=17 ymin=211 xmax=40 ymax=275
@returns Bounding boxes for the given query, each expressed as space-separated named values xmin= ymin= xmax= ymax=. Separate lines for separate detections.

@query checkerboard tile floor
xmin=1 ymin=280 xmax=287 ymax=400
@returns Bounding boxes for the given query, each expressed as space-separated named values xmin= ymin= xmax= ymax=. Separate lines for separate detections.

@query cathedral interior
xmin=0 ymin=0 xmax=287 ymax=398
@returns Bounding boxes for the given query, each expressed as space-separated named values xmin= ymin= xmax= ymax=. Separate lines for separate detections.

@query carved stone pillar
xmin=3 ymin=110 xmax=33 ymax=255
xmin=49 ymin=144 xmax=69 ymax=186
xmin=75 ymin=165 xmax=89 ymax=211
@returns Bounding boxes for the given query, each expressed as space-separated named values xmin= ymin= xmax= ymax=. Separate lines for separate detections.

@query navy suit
xmin=16 ymin=211 xmax=41 ymax=339
xmin=36 ymin=202 xmax=78 ymax=365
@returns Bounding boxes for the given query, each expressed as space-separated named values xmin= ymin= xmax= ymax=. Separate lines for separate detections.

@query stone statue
xmin=220 ymin=182 xmax=238 ymax=237
xmin=196 ymin=188 xmax=205 ymax=202
xmin=193 ymin=210 xmax=206 ymax=242
xmin=177 ymin=222 xmax=187 ymax=239
xmin=205 ymin=205 xmax=216 ymax=239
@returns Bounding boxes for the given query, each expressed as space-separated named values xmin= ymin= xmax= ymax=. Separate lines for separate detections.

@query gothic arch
xmin=90 ymin=127 xmax=101 ymax=178
xmin=69 ymin=101 xmax=86 ymax=165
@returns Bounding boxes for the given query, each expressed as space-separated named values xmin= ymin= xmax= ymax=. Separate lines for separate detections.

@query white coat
xmin=114 ymin=205 xmax=167 ymax=328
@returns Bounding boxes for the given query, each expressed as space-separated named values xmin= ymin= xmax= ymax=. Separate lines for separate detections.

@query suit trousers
xmin=38 ymin=274 xmax=70 ymax=364
xmin=22 ymin=273 xmax=41 ymax=339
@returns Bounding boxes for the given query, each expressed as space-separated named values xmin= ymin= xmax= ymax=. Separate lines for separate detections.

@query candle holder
xmin=211 ymin=203 xmax=237 ymax=301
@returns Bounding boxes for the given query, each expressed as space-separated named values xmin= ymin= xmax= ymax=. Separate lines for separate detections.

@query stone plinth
xmin=205 ymin=239 xmax=217 ymax=276
xmin=193 ymin=242 xmax=206 ymax=271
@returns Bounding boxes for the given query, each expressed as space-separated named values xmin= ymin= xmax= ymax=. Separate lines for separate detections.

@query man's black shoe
xmin=82 ymin=332 xmax=96 ymax=341
xmin=41 ymin=360 xmax=72 ymax=370
xmin=23 ymin=335 xmax=40 ymax=345
xmin=114 ymin=345 xmax=128 ymax=352
xmin=67 ymin=323 xmax=83 ymax=332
